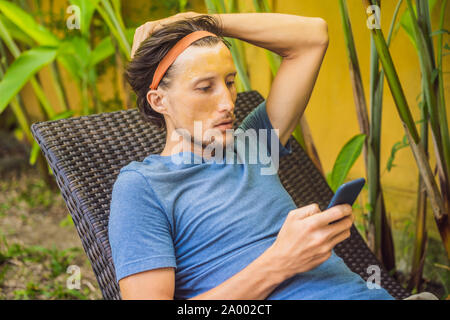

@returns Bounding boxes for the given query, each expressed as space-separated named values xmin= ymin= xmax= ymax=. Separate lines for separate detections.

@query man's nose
xmin=217 ymin=86 xmax=235 ymax=113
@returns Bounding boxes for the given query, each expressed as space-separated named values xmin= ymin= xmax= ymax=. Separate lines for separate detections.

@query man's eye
xmin=197 ymin=81 xmax=233 ymax=92
xmin=198 ymin=86 xmax=211 ymax=92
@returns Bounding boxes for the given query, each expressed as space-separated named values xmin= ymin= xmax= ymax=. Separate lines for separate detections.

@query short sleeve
xmin=238 ymin=100 xmax=292 ymax=158
xmin=108 ymin=170 xmax=176 ymax=283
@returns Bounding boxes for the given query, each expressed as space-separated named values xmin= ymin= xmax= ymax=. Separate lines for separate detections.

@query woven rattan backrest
xmin=31 ymin=90 xmax=409 ymax=299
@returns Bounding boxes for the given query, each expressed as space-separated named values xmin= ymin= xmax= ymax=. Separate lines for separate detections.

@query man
xmin=108 ymin=11 xmax=395 ymax=300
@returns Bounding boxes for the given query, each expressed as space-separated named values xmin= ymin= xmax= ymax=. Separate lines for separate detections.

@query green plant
xmin=362 ymin=0 xmax=450 ymax=262
xmin=12 ymin=281 xmax=90 ymax=300
xmin=385 ymin=135 xmax=410 ymax=172
xmin=431 ymin=263 xmax=450 ymax=299
xmin=339 ymin=0 xmax=400 ymax=271
xmin=327 ymin=134 xmax=366 ymax=193
xmin=0 ymin=235 xmax=93 ymax=299
xmin=396 ymin=0 xmax=449 ymax=292
xmin=13 ymin=281 xmax=42 ymax=300
xmin=18 ymin=179 xmax=54 ymax=208
xmin=0 ymin=0 xmax=133 ymax=187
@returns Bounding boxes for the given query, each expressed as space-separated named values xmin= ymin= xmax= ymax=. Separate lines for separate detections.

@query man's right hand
xmin=267 ymin=203 xmax=354 ymax=279
xmin=131 ymin=11 xmax=200 ymax=59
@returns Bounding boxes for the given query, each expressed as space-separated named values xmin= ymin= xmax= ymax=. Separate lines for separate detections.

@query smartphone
xmin=326 ymin=178 xmax=365 ymax=224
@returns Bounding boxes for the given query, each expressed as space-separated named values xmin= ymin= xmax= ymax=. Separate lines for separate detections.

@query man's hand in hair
xmin=131 ymin=11 xmax=200 ymax=59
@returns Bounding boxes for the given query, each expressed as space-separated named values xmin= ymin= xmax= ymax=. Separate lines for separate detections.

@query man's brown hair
xmin=126 ymin=15 xmax=231 ymax=130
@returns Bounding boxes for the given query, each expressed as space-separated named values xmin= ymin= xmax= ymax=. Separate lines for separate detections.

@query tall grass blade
xmin=363 ymin=0 xmax=448 ymax=258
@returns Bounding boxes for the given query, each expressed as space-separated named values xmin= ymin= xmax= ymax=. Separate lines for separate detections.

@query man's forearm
xmin=188 ymin=246 xmax=289 ymax=300
xmin=211 ymin=12 xmax=328 ymax=58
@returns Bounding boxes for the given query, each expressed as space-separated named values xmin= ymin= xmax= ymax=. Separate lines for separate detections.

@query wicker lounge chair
xmin=30 ymin=90 xmax=411 ymax=300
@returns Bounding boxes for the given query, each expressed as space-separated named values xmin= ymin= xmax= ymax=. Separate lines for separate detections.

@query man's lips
xmin=214 ymin=120 xmax=234 ymax=130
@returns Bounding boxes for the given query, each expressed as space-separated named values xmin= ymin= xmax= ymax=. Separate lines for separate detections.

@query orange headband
xmin=149 ymin=30 xmax=218 ymax=90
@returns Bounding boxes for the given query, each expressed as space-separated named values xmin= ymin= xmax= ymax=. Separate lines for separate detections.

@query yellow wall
xmin=19 ymin=1 xmax=450 ymax=238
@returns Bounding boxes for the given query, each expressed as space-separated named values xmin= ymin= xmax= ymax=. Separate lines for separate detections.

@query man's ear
xmin=147 ymin=89 xmax=168 ymax=115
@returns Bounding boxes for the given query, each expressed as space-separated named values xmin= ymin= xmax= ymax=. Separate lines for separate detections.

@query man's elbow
xmin=314 ymin=17 xmax=329 ymax=48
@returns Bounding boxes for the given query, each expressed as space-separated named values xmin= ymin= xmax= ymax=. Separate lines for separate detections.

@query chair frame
xmin=31 ymin=90 xmax=410 ymax=300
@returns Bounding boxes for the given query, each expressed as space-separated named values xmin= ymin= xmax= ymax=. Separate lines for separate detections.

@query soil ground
xmin=0 ymin=167 xmax=102 ymax=299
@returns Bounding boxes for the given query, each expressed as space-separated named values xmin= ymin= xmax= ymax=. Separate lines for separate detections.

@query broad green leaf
xmin=57 ymin=55 xmax=80 ymax=84
xmin=69 ymin=0 xmax=101 ymax=36
xmin=0 ymin=13 xmax=33 ymax=46
xmin=329 ymin=134 xmax=366 ymax=192
xmin=0 ymin=0 xmax=59 ymax=46
xmin=59 ymin=36 xmax=91 ymax=68
xmin=90 ymin=36 xmax=114 ymax=67
xmin=87 ymin=67 xmax=97 ymax=87
xmin=399 ymin=3 xmax=418 ymax=49
xmin=0 ymin=46 xmax=57 ymax=114
xmin=0 ymin=1 xmax=98 ymax=84
xmin=325 ymin=171 xmax=332 ymax=186
xmin=399 ymin=0 xmax=438 ymax=49
xmin=57 ymin=36 xmax=91 ymax=80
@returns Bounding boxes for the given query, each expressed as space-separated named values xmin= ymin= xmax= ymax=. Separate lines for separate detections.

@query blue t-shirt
xmin=108 ymin=100 xmax=394 ymax=300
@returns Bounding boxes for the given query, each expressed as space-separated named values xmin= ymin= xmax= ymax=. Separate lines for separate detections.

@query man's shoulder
xmin=118 ymin=160 xmax=140 ymax=172
xmin=112 ymin=159 xmax=160 ymax=195
xmin=116 ymin=156 xmax=167 ymax=182
xmin=110 ymin=161 xmax=166 ymax=215
xmin=237 ymin=100 xmax=268 ymax=132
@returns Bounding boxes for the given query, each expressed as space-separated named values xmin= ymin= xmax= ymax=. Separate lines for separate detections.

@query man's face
xmin=151 ymin=41 xmax=238 ymax=154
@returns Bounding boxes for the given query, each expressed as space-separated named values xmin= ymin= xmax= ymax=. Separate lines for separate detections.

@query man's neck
xmin=160 ymin=139 xmax=217 ymax=160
